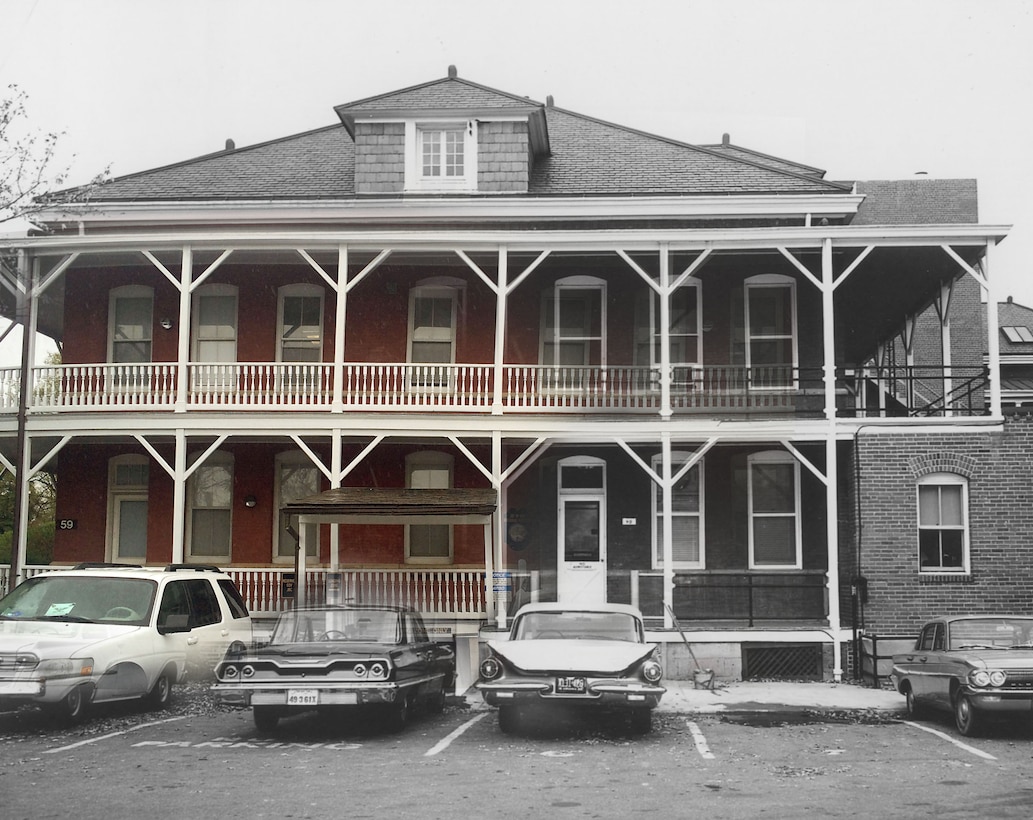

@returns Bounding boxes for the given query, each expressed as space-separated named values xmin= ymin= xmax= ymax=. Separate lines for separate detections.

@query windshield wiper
xmin=40 ymin=615 xmax=94 ymax=623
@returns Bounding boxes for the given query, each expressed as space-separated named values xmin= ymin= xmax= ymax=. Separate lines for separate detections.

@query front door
xmin=556 ymin=456 xmax=607 ymax=605
xmin=558 ymin=497 xmax=606 ymax=604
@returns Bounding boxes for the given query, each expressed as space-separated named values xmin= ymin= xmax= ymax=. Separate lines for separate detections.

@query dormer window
xmin=405 ymin=120 xmax=477 ymax=192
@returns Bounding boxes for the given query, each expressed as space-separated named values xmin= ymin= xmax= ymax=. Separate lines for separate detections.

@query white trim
xmin=185 ymin=450 xmax=234 ymax=563
xmin=747 ymin=450 xmax=802 ymax=570
xmin=108 ymin=284 xmax=154 ymax=365
xmin=404 ymin=120 xmax=478 ymax=193
xmin=276 ymin=283 xmax=324 ymax=364
xmin=650 ymin=451 xmax=704 ymax=570
xmin=273 ymin=451 xmax=321 ymax=563
xmin=404 ymin=451 xmax=455 ymax=565
xmin=540 ymin=275 xmax=607 ymax=369
xmin=106 ymin=454 xmax=150 ymax=562
xmin=744 ymin=273 xmax=798 ymax=390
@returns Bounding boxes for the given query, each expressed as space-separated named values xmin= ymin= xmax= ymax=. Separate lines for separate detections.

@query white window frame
xmin=108 ymin=285 xmax=154 ymax=364
xmin=744 ymin=274 xmax=798 ymax=390
xmin=186 ymin=450 xmax=234 ymax=563
xmin=651 ymin=452 xmax=705 ymax=570
xmin=273 ymin=451 xmax=321 ymax=563
xmin=192 ymin=284 xmax=239 ymax=392
xmin=407 ymin=280 xmax=461 ymax=390
xmin=106 ymin=454 xmax=150 ymax=563
xmin=404 ymin=120 xmax=478 ymax=192
xmin=917 ymin=472 xmax=970 ymax=574
xmin=636 ymin=281 xmax=703 ymax=390
xmin=277 ymin=284 xmax=324 ymax=364
xmin=405 ymin=451 xmax=454 ymax=565
xmin=540 ymin=276 xmax=607 ymax=390
xmin=747 ymin=451 xmax=802 ymax=569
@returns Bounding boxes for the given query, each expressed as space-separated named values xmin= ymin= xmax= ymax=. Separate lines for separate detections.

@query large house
xmin=0 ymin=68 xmax=1018 ymax=688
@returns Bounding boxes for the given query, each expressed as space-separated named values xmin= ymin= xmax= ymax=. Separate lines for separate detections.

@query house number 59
xmin=58 ymin=519 xmax=77 ymax=530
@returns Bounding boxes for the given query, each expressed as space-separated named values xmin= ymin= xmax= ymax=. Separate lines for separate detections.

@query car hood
xmin=954 ymin=648 xmax=1033 ymax=670
xmin=488 ymin=639 xmax=655 ymax=674
xmin=0 ymin=620 xmax=139 ymax=656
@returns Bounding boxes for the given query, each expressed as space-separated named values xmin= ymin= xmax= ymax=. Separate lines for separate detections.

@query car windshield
xmin=512 ymin=611 xmax=642 ymax=642
xmin=949 ymin=618 xmax=1033 ymax=650
xmin=0 ymin=575 xmax=156 ymax=626
xmin=270 ymin=608 xmax=402 ymax=645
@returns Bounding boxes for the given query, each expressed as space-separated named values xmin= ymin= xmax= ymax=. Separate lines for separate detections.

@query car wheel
xmin=427 ymin=688 xmax=446 ymax=715
xmin=46 ymin=684 xmax=93 ymax=724
xmin=498 ymin=705 xmax=522 ymax=735
xmin=253 ymin=706 xmax=281 ymax=733
xmin=144 ymin=671 xmax=174 ymax=710
xmin=627 ymin=707 xmax=652 ymax=735
xmin=385 ymin=694 xmax=411 ymax=733
xmin=954 ymin=692 xmax=979 ymax=737
xmin=904 ymin=686 xmax=925 ymax=720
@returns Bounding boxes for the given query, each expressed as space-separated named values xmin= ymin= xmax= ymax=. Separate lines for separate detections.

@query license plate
xmin=556 ymin=676 xmax=587 ymax=694
xmin=287 ymin=689 xmax=319 ymax=706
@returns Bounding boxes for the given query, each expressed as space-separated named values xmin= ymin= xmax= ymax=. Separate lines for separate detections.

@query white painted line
xmin=687 ymin=720 xmax=715 ymax=759
xmin=901 ymin=719 xmax=997 ymax=761
xmin=424 ymin=712 xmax=487 ymax=757
xmin=44 ymin=716 xmax=187 ymax=755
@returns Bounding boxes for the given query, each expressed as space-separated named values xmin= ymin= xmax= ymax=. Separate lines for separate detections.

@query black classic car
xmin=211 ymin=604 xmax=455 ymax=732
xmin=476 ymin=603 xmax=665 ymax=735
xmin=892 ymin=615 xmax=1033 ymax=736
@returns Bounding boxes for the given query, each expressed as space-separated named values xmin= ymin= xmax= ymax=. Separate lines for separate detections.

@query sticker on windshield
xmin=45 ymin=603 xmax=76 ymax=616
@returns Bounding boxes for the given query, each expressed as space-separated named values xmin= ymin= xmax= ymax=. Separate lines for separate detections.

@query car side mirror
xmin=158 ymin=613 xmax=191 ymax=634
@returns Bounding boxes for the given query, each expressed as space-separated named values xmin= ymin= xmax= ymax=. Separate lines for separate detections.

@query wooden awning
xmin=282 ymin=487 xmax=497 ymax=525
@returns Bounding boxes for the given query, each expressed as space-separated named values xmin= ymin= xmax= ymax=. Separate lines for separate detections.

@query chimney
xmin=447 ymin=65 xmax=457 ymax=79
xmin=546 ymin=95 xmax=554 ymax=108
xmin=225 ymin=138 xmax=235 ymax=151
xmin=722 ymin=133 xmax=730 ymax=147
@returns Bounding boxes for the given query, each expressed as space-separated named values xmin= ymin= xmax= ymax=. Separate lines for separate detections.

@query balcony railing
xmin=0 ymin=362 xmax=989 ymax=417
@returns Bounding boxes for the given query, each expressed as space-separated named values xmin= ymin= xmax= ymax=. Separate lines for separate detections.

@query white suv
xmin=0 ymin=564 xmax=252 ymax=721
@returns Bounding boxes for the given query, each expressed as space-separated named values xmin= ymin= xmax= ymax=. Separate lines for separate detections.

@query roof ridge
xmin=334 ymin=72 xmax=545 ymax=111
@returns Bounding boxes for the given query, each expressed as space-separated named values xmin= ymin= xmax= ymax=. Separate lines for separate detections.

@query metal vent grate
xmin=742 ymin=644 xmax=823 ymax=680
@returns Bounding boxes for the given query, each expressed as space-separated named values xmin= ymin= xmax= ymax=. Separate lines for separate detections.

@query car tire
xmin=46 ymin=683 xmax=93 ymax=724
xmin=385 ymin=694 xmax=412 ymax=733
xmin=904 ymin=686 xmax=925 ymax=720
xmin=427 ymin=688 xmax=446 ymax=715
xmin=144 ymin=671 xmax=174 ymax=710
xmin=627 ymin=707 xmax=652 ymax=735
xmin=498 ymin=705 xmax=522 ymax=735
xmin=253 ymin=706 xmax=281 ymax=733
xmin=954 ymin=692 xmax=980 ymax=736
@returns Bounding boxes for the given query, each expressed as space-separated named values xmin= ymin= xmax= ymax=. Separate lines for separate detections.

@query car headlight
xmin=36 ymin=657 xmax=94 ymax=678
xmin=641 ymin=660 xmax=663 ymax=683
xmin=479 ymin=656 xmax=502 ymax=681
xmin=970 ymin=670 xmax=1007 ymax=688
xmin=989 ymin=670 xmax=1007 ymax=687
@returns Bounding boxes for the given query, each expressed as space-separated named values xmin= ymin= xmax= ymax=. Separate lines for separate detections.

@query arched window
xmin=917 ymin=473 xmax=969 ymax=573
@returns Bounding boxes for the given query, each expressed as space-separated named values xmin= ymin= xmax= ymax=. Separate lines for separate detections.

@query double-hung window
xmin=109 ymin=285 xmax=153 ymax=392
xmin=917 ymin=473 xmax=969 ymax=573
xmin=541 ymin=276 xmax=605 ymax=390
xmin=408 ymin=284 xmax=459 ymax=389
xmin=748 ymin=451 xmax=801 ymax=569
xmin=275 ymin=452 xmax=319 ymax=561
xmin=187 ymin=451 xmax=233 ymax=562
xmin=651 ymin=452 xmax=704 ymax=569
xmin=405 ymin=452 xmax=453 ymax=563
xmin=635 ymin=283 xmax=701 ymax=391
xmin=278 ymin=284 xmax=324 ymax=395
xmin=744 ymin=274 xmax=797 ymax=389
xmin=192 ymin=284 xmax=238 ymax=392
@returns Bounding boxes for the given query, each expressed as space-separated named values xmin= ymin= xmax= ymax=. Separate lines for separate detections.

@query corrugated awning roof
xmin=282 ymin=487 xmax=497 ymax=524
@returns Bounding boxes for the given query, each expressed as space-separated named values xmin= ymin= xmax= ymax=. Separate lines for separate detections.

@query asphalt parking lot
xmin=4 ymin=684 xmax=1033 ymax=819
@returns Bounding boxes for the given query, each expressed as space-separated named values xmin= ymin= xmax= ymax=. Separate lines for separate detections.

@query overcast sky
xmin=2 ymin=0 xmax=1031 ymax=363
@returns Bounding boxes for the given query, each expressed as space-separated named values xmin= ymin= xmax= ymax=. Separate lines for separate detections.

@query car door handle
xmin=187 ymin=636 xmax=199 ymax=645
xmin=221 ymin=629 xmax=230 ymax=636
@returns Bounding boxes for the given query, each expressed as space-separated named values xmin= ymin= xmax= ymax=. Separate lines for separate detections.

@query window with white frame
xmin=744 ymin=274 xmax=797 ymax=389
xmin=408 ymin=282 xmax=460 ymax=388
xmin=541 ymin=277 xmax=606 ymax=387
xmin=109 ymin=286 xmax=153 ymax=392
xmin=917 ymin=473 xmax=969 ymax=573
xmin=187 ymin=451 xmax=233 ymax=561
xmin=651 ymin=452 xmax=704 ymax=569
xmin=274 ymin=452 xmax=320 ymax=561
xmin=748 ymin=451 xmax=801 ymax=568
xmin=635 ymin=283 xmax=701 ymax=388
xmin=108 ymin=455 xmax=149 ymax=562
xmin=405 ymin=121 xmax=477 ymax=192
xmin=405 ymin=452 xmax=453 ymax=563
xmin=278 ymin=285 xmax=323 ymax=363
xmin=192 ymin=284 xmax=238 ymax=391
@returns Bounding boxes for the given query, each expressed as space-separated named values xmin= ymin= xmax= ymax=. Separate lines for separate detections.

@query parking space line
xmin=901 ymin=719 xmax=997 ymax=761
xmin=686 ymin=720 xmax=715 ymax=759
xmin=43 ymin=716 xmax=188 ymax=755
xmin=424 ymin=713 xmax=487 ymax=756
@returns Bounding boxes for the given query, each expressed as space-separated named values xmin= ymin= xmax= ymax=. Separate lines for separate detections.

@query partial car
xmin=476 ymin=602 xmax=665 ymax=735
xmin=0 ymin=564 xmax=252 ymax=721
xmin=892 ymin=614 xmax=1033 ymax=736
xmin=211 ymin=604 xmax=456 ymax=732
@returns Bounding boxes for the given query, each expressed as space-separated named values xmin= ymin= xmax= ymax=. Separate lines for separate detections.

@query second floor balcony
xmin=0 ymin=361 xmax=990 ymax=418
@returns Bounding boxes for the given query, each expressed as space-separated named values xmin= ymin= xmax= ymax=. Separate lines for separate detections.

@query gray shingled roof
xmin=81 ymin=75 xmax=853 ymax=202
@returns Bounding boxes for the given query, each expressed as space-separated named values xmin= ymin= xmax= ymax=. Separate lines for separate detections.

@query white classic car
xmin=476 ymin=603 xmax=665 ymax=735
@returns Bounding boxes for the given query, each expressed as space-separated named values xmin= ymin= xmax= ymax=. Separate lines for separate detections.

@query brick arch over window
xmin=908 ymin=453 xmax=978 ymax=480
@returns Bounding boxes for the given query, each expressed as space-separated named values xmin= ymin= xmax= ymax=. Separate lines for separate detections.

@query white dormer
xmin=404 ymin=120 xmax=479 ymax=193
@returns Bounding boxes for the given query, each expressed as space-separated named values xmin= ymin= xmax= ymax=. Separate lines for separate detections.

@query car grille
xmin=1003 ymin=671 xmax=1033 ymax=690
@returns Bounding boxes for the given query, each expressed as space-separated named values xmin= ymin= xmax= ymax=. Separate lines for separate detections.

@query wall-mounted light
xmin=160 ymin=317 xmax=174 ymax=330
xmin=244 ymin=495 xmax=257 ymax=508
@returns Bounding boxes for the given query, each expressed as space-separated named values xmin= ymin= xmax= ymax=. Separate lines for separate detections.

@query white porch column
xmin=171 ymin=430 xmax=187 ymax=563
xmin=659 ymin=244 xmax=672 ymax=419
xmin=174 ymin=247 xmax=192 ymax=413
xmin=984 ymin=240 xmax=1002 ymax=416
xmin=661 ymin=433 xmax=674 ymax=628
xmin=821 ymin=239 xmax=843 ymax=681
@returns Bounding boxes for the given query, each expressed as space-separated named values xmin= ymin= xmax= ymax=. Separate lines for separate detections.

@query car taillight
xmin=480 ymin=657 xmax=502 ymax=680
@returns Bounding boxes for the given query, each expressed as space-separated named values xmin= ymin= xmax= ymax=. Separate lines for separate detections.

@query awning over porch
xmin=282 ymin=487 xmax=497 ymax=524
